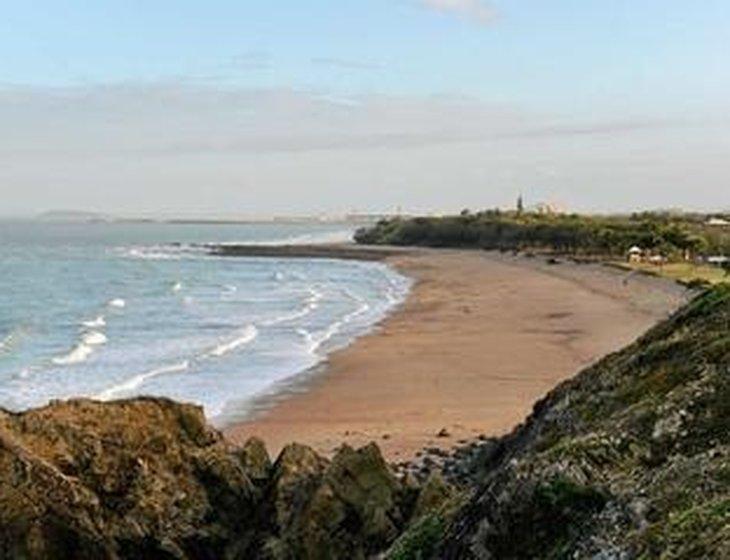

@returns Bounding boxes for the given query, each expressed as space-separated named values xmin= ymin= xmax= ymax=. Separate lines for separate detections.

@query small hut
xmin=627 ymin=246 xmax=643 ymax=263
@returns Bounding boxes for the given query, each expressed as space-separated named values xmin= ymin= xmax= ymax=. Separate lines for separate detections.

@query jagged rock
xmin=271 ymin=443 xmax=417 ymax=559
xmin=411 ymin=473 xmax=454 ymax=520
xmin=0 ymin=399 xmax=453 ymax=559
xmin=0 ymin=397 xmax=258 ymax=559
xmin=236 ymin=437 xmax=272 ymax=485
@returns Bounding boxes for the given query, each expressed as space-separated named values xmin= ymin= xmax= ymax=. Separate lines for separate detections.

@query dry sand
xmin=224 ymin=249 xmax=688 ymax=461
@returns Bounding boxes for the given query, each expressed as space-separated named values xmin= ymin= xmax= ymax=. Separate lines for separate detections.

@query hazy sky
xmin=2 ymin=0 xmax=729 ymax=217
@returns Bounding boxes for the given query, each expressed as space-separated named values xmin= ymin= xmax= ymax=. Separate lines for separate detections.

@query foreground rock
xmin=0 ymin=399 xmax=449 ymax=559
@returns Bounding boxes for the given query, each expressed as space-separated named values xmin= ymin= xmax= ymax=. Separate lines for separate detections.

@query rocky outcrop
xmin=0 ymin=399 xmax=449 ymax=559
xmin=0 ymin=398 xmax=257 ymax=559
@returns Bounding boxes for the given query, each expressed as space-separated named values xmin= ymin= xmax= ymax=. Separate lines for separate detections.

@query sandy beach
xmin=224 ymin=249 xmax=689 ymax=461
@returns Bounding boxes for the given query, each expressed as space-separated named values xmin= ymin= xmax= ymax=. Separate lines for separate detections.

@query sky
xmin=1 ymin=0 xmax=729 ymax=217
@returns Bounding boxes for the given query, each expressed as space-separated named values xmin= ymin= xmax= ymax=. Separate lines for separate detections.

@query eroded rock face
xmin=0 ymin=398 xmax=441 ymax=559
xmin=273 ymin=443 xmax=413 ymax=559
xmin=0 ymin=398 xmax=258 ymax=559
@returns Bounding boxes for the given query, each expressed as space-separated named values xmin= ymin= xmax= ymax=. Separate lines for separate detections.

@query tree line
xmin=355 ymin=210 xmax=730 ymax=258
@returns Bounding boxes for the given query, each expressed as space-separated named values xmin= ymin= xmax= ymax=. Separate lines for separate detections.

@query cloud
xmin=0 ymin=82 xmax=727 ymax=216
xmin=420 ymin=0 xmax=496 ymax=25
xmin=0 ymin=84 xmax=691 ymax=158
xmin=0 ymin=84 xmax=534 ymax=157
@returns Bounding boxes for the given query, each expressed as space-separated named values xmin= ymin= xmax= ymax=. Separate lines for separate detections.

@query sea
xmin=0 ymin=221 xmax=411 ymax=424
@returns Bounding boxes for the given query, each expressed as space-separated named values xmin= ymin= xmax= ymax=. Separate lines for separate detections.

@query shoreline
xmin=223 ymin=246 xmax=690 ymax=461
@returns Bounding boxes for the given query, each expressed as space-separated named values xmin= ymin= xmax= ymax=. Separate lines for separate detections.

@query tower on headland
xmin=516 ymin=194 xmax=524 ymax=215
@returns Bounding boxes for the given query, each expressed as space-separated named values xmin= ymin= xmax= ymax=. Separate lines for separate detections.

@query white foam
xmin=0 ymin=332 xmax=18 ymax=355
xmin=297 ymin=292 xmax=372 ymax=356
xmin=262 ymin=305 xmax=315 ymax=327
xmin=96 ymin=361 xmax=190 ymax=401
xmin=307 ymin=287 xmax=324 ymax=305
xmin=82 ymin=331 xmax=108 ymax=346
xmin=172 ymin=282 xmax=183 ymax=293
xmin=207 ymin=325 xmax=258 ymax=358
xmin=261 ymin=287 xmax=323 ymax=327
xmin=52 ymin=343 xmax=94 ymax=365
xmin=298 ymin=319 xmax=343 ymax=356
xmin=108 ymin=298 xmax=126 ymax=309
xmin=0 ymin=326 xmax=30 ymax=356
xmin=82 ymin=316 xmax=106 ymax=328
xmin=119 ymin=245 xmax=198 ymax=261
xmin=215 ymin=229 xmax=355 ymax=247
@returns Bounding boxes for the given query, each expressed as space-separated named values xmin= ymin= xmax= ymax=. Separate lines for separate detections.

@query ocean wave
xmin=82 ymin=315 xmax=106 ymax=328
xmin=297 ymin=292 xmax=372 ymax=356
xmin=96 ymin=361 xmax=190 ymax=401
xmin=108 ymin=298 xmax=126 ymax=309
xmin=52 ymin=343 xmax=94 ymax=365
xmin=262 ymin=305 xmax=314 ymax=327
xmin=82 ymin=331 xmax=108 ymax=346
xmin=0 ymin=327 xmax=27 ymax=356
xmin=120 ymin=243 xmax=215 ymax=261
xmin=172 ymin=282 xmax=183 ymax=293
xmin=207 ymin=325 xmax=258 ymax=358
xmin=261 ymin=287 xmax=323 ymax=327
xmin=308 ymin=287 xmax=324 ymax=304
xmin=212 ymin=229 xmax=354 ymax=248
xmin=52 ymin=328 xmax=107 ymax=366
xmin=298 ymin=324 xmax=339 ymax=356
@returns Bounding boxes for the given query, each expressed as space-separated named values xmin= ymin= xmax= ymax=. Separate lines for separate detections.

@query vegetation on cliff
xmin=432 ymin=284 xmax=730 ymax=558
xmin=355 ymin=211 xmax=730 ymax=260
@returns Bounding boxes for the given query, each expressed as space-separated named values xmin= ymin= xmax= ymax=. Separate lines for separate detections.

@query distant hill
xmin=36 ymin=210 xmax=114 ymax=223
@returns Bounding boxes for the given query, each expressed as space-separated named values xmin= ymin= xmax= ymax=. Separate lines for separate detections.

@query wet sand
xmin=224 ymin=249 xmax=689 ymax=461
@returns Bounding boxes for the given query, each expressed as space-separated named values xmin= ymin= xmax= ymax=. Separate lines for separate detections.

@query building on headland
xmin=627 ymin=246 xmax=643 ymax=263
xmin=533 ymin=202 xmax=562 ymax=215
xmin=514 ymin=193 xmax=563 ymax=216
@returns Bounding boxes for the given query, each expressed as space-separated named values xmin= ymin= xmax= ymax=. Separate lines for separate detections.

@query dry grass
xmin=612 ymin=261 xmax=728 ymax=285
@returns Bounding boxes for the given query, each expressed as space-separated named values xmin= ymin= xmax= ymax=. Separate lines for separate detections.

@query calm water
xmin=0 ymin=222 xmax=410 ymax=422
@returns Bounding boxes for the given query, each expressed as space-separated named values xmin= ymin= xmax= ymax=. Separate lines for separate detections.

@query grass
xmin=386 ymin=514 xmax=445 ymax=560
xmin=611 ymin=261 xmax=729 ymax=286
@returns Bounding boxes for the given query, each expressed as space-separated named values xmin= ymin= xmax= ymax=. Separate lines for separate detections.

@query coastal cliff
xmin=432 ymin=284 xmax=730 ymax=559
xmin=1 ymin=285 xmax=729 ymax=558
